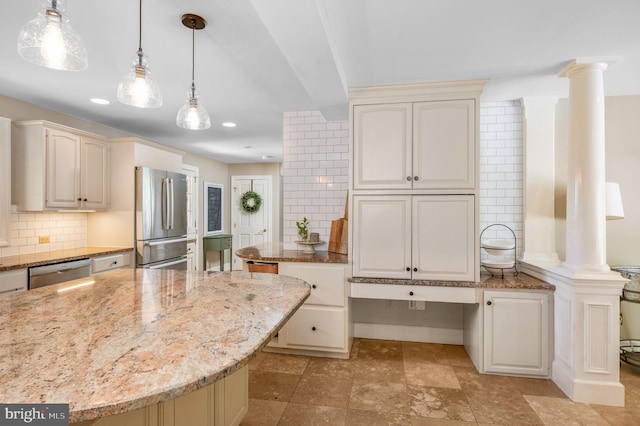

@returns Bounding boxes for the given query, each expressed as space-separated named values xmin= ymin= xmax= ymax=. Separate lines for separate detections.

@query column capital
xmin=558 ymin=58 xmax=616 ymax=78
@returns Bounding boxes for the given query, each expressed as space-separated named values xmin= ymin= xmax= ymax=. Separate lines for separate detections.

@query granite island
xmin=0 ymin=269 xmax=310 ymax=425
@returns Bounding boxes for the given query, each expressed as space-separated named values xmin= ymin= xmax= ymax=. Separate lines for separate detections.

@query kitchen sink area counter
xmin=0 ymin=269 xmax=310 ymax=424
xmin=236 ymin=243 xmax=348 ymax=264
xmin=0 ymin=247 xmax=133 ymax=272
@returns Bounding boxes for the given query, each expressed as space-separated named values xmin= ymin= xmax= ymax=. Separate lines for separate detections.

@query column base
xmin=553 ymin=359 xmax=625 ymax=406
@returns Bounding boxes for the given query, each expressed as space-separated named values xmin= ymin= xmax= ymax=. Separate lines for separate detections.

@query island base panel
xmin=71 ymin=366 xmax=248 ymax=426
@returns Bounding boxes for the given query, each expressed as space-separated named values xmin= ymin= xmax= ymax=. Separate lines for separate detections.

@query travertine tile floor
xmin=241 ymin=338 xmax=640 ymax=425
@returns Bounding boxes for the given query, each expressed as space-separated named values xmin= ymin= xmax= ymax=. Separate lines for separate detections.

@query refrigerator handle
xmin=168 ymin=178 xmax=175 ymax=230
xmin=162 ymin=178 xmax=170 ymax=230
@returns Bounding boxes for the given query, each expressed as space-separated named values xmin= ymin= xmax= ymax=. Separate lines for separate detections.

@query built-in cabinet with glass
xmin=12 ymin=121 xmax=109 ymax=211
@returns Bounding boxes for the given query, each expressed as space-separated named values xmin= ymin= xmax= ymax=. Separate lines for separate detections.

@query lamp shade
xmin=606 ymin=182 xmax=625 ymax=220
xmin=117 ymin=50 xmax=162 ymax=108
xmin=176 ymin=86 xmax=211 ymax=130
xmin=17 ymin=0 xmax=88 ymax=71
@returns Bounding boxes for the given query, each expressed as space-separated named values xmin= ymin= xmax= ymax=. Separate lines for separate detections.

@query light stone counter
xmin=236 ymin=243 xmax=348 ymax=264
xmin=0 ymin=247 xmax=133 ymax=272
xmin=0 ymin=269 xmax=310 ymax=423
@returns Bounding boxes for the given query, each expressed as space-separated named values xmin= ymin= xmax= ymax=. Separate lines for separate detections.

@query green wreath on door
xmin=241 ymin=191 xmax=262 ymax=214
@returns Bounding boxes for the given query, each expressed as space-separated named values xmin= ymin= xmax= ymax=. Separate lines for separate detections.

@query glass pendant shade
xmin=117 ymin=50 xmax=162 ymax=108
xmin=176 ymin=85 xmax=211 ymax=130
xmin=17 ymin=0 xmax=88 ymax=71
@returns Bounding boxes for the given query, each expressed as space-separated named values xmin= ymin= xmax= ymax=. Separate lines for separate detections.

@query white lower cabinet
xmin=187 ymin=241 xmax=197 ymax=271
xmin=0 ymin=268 xmax=28 ymax=296
xmin=74 ymin=365 xmax=248 ymax=426
xmin=482 ymin=290 xmax=550 ymax=376
xmin=353 ymin=195 xmax=475 ymax=281
xmin=91 ymin=252 xmax=132 ymax=274
xmin=267 ymin=262 xmax=351 ymax=358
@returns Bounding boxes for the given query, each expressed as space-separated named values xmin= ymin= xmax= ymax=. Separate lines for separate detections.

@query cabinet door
xmin=353 ymin=196 xmax=412 ymax=279
xmin=353 ymin=103 xmax=412 ymax=189
xmin=283 ymin=306 xmax=346 ymax=349
xmin=413 ymin=100 xmax=475 ymax=189
xmin=81 ymin=138 xmax=109 ymax=210
xmin=46 ymin=128 xmax=81 ymax=209
xmin=278 ymin=263 xmax=345 ymax=306
xmin=483 ymin=291 xmax=549 ymax=376
xmin=412 ymin=195 xmax=475 ymax=281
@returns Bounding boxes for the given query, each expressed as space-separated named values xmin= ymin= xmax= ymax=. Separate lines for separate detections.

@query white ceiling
xmin=1 ymin=0 xmax=639 ymax=163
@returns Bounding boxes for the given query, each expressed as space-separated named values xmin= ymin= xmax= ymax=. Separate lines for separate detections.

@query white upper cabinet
xmin=12 ymin=121 xmax=110 ymax=211
xmin=353 ymin=100 xmax=475 ymax=190
xmin=353 ymin=103 xmax=412 ymax=190
xmin=413 ymin=100 xmax=475 ymax=189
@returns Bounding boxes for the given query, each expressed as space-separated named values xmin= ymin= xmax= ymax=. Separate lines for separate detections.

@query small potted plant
xmin=296 ymin=217 xmax=310 ymax=241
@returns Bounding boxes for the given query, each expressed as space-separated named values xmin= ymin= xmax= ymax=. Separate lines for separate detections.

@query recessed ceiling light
xmin=244 ymin=145 xmax=253 ymax=149
xmin=262 ymin=155 xmax=274 ymax=160
xmin=90 ymin=98 xmax=110 ymax=105
xmin=222 ymin=122 xmax=236 ymax=128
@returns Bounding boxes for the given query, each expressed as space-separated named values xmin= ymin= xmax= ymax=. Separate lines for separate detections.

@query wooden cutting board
xmin=329 ymin=193 xmax=348 ymax=255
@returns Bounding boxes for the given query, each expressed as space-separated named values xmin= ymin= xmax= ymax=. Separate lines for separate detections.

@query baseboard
xmin=552 ymin=360 xmax=625 ymax=406
xmin=354 ymin=322 xmax=463 ymax=345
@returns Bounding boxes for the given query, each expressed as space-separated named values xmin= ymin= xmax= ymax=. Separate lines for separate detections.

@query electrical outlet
xmin=39 ymin=236 xmax=50 ymax=243
xmin=408 ymin=300 xmax=426 ymax=310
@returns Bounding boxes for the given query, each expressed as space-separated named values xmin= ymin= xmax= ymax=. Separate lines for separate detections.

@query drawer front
xmin=92 ymin=253 xmax=131 ymax=274
xmin=351 ymin=282 xmax=478 ymax=304
xmin=0 ymin=268 xmax=28 ymax=295
xmin=284 ymin=306 xmax=345 ymax=349
xmin=279 ymin=263 xmax=345 ymax=306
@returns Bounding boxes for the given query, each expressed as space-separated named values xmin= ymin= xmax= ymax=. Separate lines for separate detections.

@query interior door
xmin=231 ymin=176 xmax=272 ymax=269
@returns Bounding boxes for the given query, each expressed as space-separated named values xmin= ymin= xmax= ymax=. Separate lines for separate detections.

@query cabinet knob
xmin=406 ymin=176 xmax=412 ymax=181
xmin=77 ymin=198 xmax=82 ymax=201
xmin=312 ymin=284 xmax=317 ymax=289
xmin=406 ymin=267 xmax=410 ymax=272
xmin=487 ymin=301 xmax=492 ymax=306
xmin=110 ymin=261 xmax=118 ymax=266
xmin=311 ymin=326 xmax=316 ymax=331
xmin=413 ymin=176 xmax=418 ymax=181
xmin=413 ymin=267 xmax=417 ymax=272
xmin=83 ymin=198 xmax=88 ymax=202
xmin=409 ymin=291 xmax=414 ymax=296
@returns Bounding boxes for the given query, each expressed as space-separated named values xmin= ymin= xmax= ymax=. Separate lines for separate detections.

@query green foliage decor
xmin=241 ymin=191 xmax=262 ymax=214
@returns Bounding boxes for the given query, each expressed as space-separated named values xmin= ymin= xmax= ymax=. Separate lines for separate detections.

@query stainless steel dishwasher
xmin=28 ymin=258 xmax=92 ymax=290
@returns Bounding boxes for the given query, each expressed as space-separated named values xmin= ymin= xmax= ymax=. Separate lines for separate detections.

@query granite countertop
xmin=349 ymin=272 xmax=555 ymax=291
xmin=0 ymin=269 xmax=310 ymax=423
xmin=0 ymin=247 xmax=133 ymax=272
xmin=236 ymin=243 xmax=348 ymax=264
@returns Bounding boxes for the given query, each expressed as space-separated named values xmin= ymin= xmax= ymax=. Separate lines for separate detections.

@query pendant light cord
xmin=139 ymin=0 xmax=143 ymax=50
xmin=136 ymin=0 xmax=143 ymax=66
xmin=191 ymin=19 xmax=196 ymax=97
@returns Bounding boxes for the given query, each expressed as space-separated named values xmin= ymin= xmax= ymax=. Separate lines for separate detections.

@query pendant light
xmin=17 ymin=0 xmax=88 ymax=71
xmin=117 ymin=0 xmax=162 ymax=108
xmin=176 ymin=14 xmax=211 ymax=130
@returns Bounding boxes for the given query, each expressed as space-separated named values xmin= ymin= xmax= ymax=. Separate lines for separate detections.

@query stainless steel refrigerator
xmin=135 ymin=166 xmax=188 ymax=269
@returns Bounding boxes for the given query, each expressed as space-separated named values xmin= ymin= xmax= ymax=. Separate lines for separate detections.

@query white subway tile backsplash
xmin=1 ymin=211 xmax=88 ymax=257
xmin=283 ymin=110 xmax=349 ymax=249
xmin=480 ymin=100 xmax=523 ymax=260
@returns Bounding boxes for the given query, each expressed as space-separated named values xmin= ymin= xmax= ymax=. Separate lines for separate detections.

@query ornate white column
xmin=559 ymin=61 xmax=609 ymax=272
xmin=524 ymin=58 xmax=627 ymax=407
xmin=521 ymin=98 xmax=559 ymax=263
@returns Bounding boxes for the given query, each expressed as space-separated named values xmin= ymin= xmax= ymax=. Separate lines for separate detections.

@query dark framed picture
xmin=204 ymin=182 xmax=223 ymax=235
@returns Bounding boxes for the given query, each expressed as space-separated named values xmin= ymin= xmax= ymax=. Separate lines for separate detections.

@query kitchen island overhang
xmin=0 ymin=269 xmax=310 ymax=423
